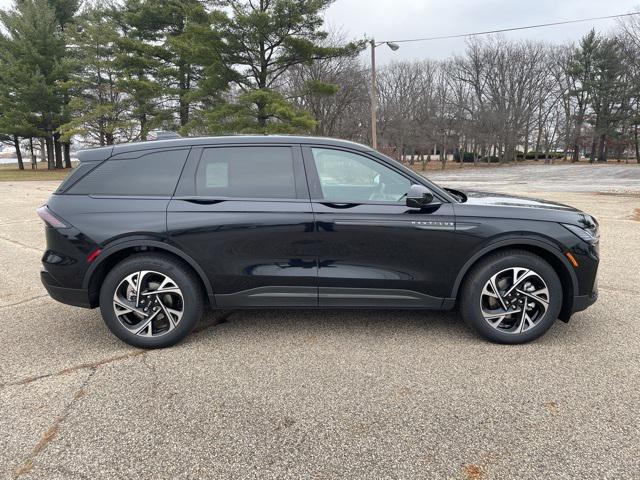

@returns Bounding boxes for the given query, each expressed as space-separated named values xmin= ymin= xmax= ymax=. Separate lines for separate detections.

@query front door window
xmin=310 ymin=148 xmax=410 ymax=203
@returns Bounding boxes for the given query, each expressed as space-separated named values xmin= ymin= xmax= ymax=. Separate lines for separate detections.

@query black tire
xmin=459 ymin=249 xmax=562 ymax=344
xmin=99 ymin=253 xmax=204 ymax=348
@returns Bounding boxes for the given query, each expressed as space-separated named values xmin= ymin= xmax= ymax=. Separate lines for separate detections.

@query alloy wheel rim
xmin=113 ymin=270 xmax=184 ymax=337
xmin=479 ymin=267 xmax=549 ymax=334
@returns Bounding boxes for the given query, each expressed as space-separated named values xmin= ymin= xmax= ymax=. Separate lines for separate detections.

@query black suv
xmin=39 ymin=136 xmax=599 ymax=348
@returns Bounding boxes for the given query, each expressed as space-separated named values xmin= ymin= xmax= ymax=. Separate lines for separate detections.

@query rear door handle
xmin=176 ymin=197 xmax=225 ymax=205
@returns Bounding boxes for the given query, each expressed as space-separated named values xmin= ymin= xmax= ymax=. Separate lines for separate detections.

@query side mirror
xmin=406 ymin=184 xmax=436 ymax=208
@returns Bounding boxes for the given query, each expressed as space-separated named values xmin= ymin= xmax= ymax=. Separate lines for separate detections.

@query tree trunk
xmin=502 ymin=142 xmax=512 ymax=163
xmin=139 ymin=113 xmax=148 ymax=142
xmin=98 ymin=118 xmax=105 ymax=146
xmin=105 ymin=132 xmax=115 ymax=145
xmin=589 ymin=137 xmax=597 ymax=164
xmin=635 ymin=124 xmax=639 ymax=163
xmin=597 ymin=134 xmax=607 ymax=163
xmin=53 ymin=133 xmax=63 ymax=169
xmin=29 ymin=137 xmax=36 ymax=170
xmin=571 ymin=142 xmax=580 ymax=163
xmin=40 ymin=138 xmax=46 ymax=163
xmin=178 ymin=64 xmax=190 ymax=127
xmin=45 ymin=134 xmax=55 ymax=169
xmin=257 ymin=99 xmax=268 ymax=130
xmin=13 ymin=135 xmax=24 ymax=170
xmin=571 ymin=110 xmax=585 ymax=163
xmin=63 ymin=142 xmax=71 ymax=168
xmin=179 ymin=88 xmax=189 ymax=128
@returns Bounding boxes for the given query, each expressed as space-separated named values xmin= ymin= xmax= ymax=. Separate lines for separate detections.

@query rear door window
xmin=68 ymin=149 xmax=189 ymax=196
xmin=196 ymin=146 xmax=296 ymax=199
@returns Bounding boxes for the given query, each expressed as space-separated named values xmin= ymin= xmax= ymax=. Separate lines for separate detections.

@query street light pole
xmin=369 ymin=40 xmax=399 ymax=150
xmin=370 ymin=39 xmax=377 ymax=150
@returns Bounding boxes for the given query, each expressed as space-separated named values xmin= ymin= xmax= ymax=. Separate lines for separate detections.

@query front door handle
xmin=319 ymin=202 xmax=359 ymax=209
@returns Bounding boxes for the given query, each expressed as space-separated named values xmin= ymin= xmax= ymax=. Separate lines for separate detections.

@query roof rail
xmin=148 ymin=130 xmax=181 ymax=140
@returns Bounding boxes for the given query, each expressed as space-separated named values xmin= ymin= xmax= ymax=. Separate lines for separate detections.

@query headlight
xmin=562 ymin=223 xmax=599 ymax=245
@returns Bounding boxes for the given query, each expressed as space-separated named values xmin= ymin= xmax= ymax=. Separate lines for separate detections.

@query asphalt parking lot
xmin=1 ymin=164 xmax=639 ymax=479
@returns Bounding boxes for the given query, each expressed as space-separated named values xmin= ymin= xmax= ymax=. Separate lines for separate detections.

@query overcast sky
xmin=325 ymin=0 xmax=639 ymax=62
xmin=0 ymin=0 xmax=637 ymax=63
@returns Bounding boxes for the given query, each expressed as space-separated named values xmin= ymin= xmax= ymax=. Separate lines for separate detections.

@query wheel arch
xmin=450 ymin=237 xmax=578 ymax=321
xmin=83 ymin=239 xmax=214 ymax=308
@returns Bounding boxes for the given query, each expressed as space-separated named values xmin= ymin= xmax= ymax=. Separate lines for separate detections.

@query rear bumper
xmin=41 ymin=270 xmax=92 ymax=308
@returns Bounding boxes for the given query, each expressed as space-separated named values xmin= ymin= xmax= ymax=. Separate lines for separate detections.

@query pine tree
xmin=0 ymin=32 xmax=40 ymax=169
xmin=201 ymin=88 xmax=317 ymax=134
xmin=567 ymin=30 xmax=600 ymax=162
xmin=589 ymin=38 xmax=629 ymax=162
xmin=0 ymin=0 xmax=68 ymax=169
xmin=113 ymin=2 xmax=165 ymax=141
xmin=48 ymin=0 xmax=81 ymax=167
xmin=209 ymin=0 xmax=364 ymax=133
xmin=48 ymin=0 xmax=80 ymax=31
xmin=118 ymin=0 xmax=219 ymax=135
xmin=61 ymin=5 xmax=133 ymax=146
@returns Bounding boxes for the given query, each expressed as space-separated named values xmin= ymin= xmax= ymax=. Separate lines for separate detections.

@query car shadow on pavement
xmin=186 ymin=308 xmax=478 ymax=345
xmin=184 ymin=307 xmax=593 ymax=349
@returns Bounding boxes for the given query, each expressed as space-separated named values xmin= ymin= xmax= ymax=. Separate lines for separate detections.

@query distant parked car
xmin=38 ymin=136 xmax=599 ymax=348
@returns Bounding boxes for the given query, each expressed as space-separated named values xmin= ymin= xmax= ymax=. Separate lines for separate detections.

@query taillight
xmin=36 ymin=206 xmax=69 ymax=228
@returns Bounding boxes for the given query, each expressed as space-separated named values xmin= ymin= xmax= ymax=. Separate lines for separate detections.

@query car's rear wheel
xmin=99 ymin=253 xmax=204 ymax=348
xmin=460 ymin=250 xmax=562 ymax=344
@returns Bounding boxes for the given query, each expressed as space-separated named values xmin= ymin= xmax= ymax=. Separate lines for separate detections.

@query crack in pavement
xmin=598 ymin=286 xmax=638 ymax=295
xmin=0 ymin=294 xmax=49 ymax=310
xmin=11 ymin=368 xmax=97 ymax=479
xmin=5 ymin=312 xmax=235 ymax=478
xmin=0 ymin=219 xmax=40 ymax=226
xmin=0 ymin=350 xmax=147 ymax=389
xmin=0 ymin=312 xmax=235 ymax=389
xmin=141 ymin=354 xmax=160 ymax=398
xmin=0 ymin=234 xmax=42 ymax=253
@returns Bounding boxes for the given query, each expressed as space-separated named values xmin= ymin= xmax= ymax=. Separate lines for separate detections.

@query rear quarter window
xmin=55 ymin=161 xmax=100 ymax=193
xmin=68 ymin=149 xmax=189 ymax=196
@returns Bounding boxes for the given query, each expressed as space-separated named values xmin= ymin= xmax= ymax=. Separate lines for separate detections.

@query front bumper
xmin=572 ymin=289 xmax=598 ymax=314
xmin=41 ymin=270 xmax=92 ymax=308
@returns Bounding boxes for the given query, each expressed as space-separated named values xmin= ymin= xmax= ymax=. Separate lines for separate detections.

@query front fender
xmin=449 ymin=234 xmax=578 ymax=299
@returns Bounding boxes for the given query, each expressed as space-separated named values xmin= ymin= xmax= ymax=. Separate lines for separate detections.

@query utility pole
xmin=370 ymin=39 xmax=377 ymax=150
xmin=369 ymin=40 xmax=399 ymax=151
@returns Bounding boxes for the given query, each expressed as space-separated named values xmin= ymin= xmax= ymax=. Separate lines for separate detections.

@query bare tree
xmin=286 ymin=52 xmax=370 ymax=140
xmin=618 ymin=13 xmax=640 ymax=161
xmin=377 ymin=60 xmax=435 ymax=162
xmin=285 ymin=29 xmax=639 ymax=167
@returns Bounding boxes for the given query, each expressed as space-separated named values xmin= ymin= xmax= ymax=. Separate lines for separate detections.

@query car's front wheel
xmin=99 ymin=253 xmax=204 ymax=348
xmin=460 ymin=250 xmax=562 ymax=344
